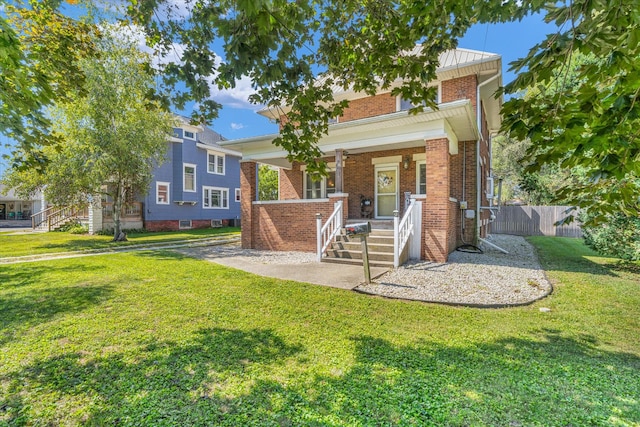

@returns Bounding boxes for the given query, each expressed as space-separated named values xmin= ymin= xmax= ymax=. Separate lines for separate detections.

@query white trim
xmin=196 ymin=142 xmax=241 ymax=156
xmin=374 ymin=164 xmax=399 ymax=219
xmin=235 ymin=188 xmax=241 ymax=202
xmin=207 ymin=152 xmax=225 ymax=175
xmin=183 ymin=163 xmax=197 ymax=192
xmin=202 ymin=186 xmax=229 ymax=209
xmin=156 ymin=181 xmax=170 ymax=205
xmin=449 ymin=197 xmax=458 ymax=202
xmin=412 ymin=153 xmax=426 ymax=161
xmin=183 ymin=130 xmax=196 ymax=140
xmin=371 ymin=155 xmax=402 ymax=165
xmin=415 ymin=160 xmax=427 ymax=195
xmin=253 ymin=198 xmax=330 ymax=205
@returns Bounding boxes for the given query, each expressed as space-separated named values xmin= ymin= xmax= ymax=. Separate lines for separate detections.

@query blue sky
xmin=1 ymin=12 xmax=553 ymax=173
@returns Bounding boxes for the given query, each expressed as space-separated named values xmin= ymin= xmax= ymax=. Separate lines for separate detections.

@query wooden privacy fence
xmin=489 ymin=205 xmax=582 ymax=237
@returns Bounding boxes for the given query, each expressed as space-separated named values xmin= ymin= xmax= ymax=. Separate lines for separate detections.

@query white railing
xmin=316 ymin=200 xmax=344 ymax=262
xmin=393 ymin=200 xmax=416 ymax=268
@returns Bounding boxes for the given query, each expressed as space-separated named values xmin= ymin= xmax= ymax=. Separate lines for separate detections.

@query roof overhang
xmin=221 ymin=99 xmax=478 ymax=168
xmin=195 ymin=142 xmax=242 ymax=157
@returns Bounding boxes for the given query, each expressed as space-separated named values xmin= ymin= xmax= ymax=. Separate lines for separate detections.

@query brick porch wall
xmin=248 ymin=195 xmax=348 ymax=252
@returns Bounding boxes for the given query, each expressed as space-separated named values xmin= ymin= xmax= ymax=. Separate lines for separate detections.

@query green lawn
xmin=0 ymin=227 xmax=240 ymax=258
xmin=0 ymin=237 xmax=638 ymax=426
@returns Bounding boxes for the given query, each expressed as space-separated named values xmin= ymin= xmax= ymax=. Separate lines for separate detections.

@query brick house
xmin=220 ymin=48 xmax=501 ymax=264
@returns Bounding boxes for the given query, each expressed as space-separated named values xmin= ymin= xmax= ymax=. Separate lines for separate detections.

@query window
xmin=156 ymin=182 xmax=170 ymax=204
xmin=397 ymin=86 xmax=439 ymax=112
xmin=203 ymin=186 xmax=229 ymax=209
xmin=183 ymin=164 xmax=196 ymax=192
xmin=416 ymin=161 xmax=426 ymax=195
xmin=179 ymin=220 xmax=192 ymax=229
xmin=207 ymin=153 xmax=225 ymax=174
xmin=304 ymin=170 xmax=336 ymax=199
xmin=235 ymin=188 xmax=241 ymax=202
xmin=184 ymin=130 xmax=196 ymax=140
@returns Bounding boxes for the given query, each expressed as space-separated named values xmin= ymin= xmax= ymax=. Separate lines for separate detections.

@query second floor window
xmin=156 ymin=182 xmax=170 ymax=204
xmin=183 ymin=164 xmax=196 ymax=192
xmin=184 ymin=130 xmax=195 ymax=140
xmin=208 ymin=153 xmax=225 ymax=174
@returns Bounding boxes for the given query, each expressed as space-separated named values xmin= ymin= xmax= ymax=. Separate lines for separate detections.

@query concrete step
xmin=325 ymin=248 xmax=395 ymax=263
xmin=330 ymin=241 xmax=394 ymax=253
xmin=321 ymin=256 xmax=394 ymax=268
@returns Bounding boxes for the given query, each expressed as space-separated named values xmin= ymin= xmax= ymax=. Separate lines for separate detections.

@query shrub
xmin=581 ymin=212 xmax=640 ymax=261
xmin=56 ymin=221 xmax=88 ymax=234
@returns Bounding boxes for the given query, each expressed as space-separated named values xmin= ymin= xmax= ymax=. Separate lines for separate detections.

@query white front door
xmin=375 ymin=165 xmax=398 ymax=218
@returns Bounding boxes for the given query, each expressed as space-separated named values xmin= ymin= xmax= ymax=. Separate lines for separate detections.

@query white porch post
xmin=393 ymin=209 xmax=399 ymax=268
xmin=316 ymin=213 xmax=322 ymax=262
xmin=409 ymin=200 xmax=423 ymax=259
xmin=335 ymin=149 xmax=344 ymax=194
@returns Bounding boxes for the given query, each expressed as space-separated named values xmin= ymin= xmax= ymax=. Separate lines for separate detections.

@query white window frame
xmin=416 ymin=160 xmax=427 ymax=195
xmin=303 ymin=169 xmax=336 ymax=199
xmin=396 ymin=84 xmax=441 ymax=112
xmin=203 ymin=186 xmax=229 ymax=209
xmin=183 ymin=130 xmax=196 ymax=140
xmin=179 ymin=220 xmax=192 ymax=229
xmin=183 ymin=163 xmax=196 ymax=192
xmin=207 ymin=152 xmax=225 ymax=175
xmin=235 ymin=188 xmax=241 ymax=202
xmin=156 ymin=181 xmax=170 ymax=205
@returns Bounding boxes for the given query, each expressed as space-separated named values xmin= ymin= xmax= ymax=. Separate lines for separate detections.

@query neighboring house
xmin=220 ymin=48 xmax=502 ymax=264
xmin=0 ymin=185 xmax=42 ymax=224
xmin=143 ymin=118 xmax=242 ymax=231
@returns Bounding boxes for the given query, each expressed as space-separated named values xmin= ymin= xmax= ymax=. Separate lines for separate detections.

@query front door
xmin=375 ymin=165 xmax=398 ymax=218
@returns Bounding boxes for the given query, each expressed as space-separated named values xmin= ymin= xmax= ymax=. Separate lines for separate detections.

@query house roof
xmin=195 ymin=126 xmax=241 ymax=157
xmin=256 ymin=47 xmax=503 ymax=132
xmin=220 ymin=99 xmax=478 ymax=168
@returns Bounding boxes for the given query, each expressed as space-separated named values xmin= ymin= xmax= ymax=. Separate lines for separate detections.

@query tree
xmin=258 ymin=164 xmax=279 ymax=201
xmin=1 ymin=1 xmax=98 ymax=168
xmin=124 ymin=0 xmax=639 ymax=222
xmin=2 ymin=26 xmax=175 ymax=240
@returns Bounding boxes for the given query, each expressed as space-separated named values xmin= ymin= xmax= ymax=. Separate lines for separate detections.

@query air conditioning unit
xmin=211 ymin=219 xmax=223 ymax=228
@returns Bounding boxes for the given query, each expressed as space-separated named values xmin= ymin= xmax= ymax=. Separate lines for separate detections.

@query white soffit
xmin=222 ymin=100 xmax=478 ymax=161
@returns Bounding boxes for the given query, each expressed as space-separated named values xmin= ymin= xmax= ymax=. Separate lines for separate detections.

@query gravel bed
xmin=356 ymin=234 xmax=552 ymax=306
xmin=184 ymin=243 xmax=318 ymax=265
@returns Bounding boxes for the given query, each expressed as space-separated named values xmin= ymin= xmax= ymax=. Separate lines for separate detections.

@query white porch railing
xmin=316 ymin=200 xmax=344 ymax=262
xmin=393 ymin=199 xmax=417 ymax=268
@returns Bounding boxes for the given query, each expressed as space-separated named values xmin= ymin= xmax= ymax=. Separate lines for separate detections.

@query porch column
xmin=335 ymin=149 xmax=344 ymax=193
xmin=240 ymin=161 xmax=257 ymax=249
xmin=423 ymin=137 xmax=451 ymax=263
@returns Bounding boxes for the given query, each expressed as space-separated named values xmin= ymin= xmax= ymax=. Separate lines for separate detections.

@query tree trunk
xmin=112 ymin=183 xmax=127 ymax=242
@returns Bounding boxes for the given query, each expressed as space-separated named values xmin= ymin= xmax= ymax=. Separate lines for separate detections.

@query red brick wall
xmin=241 ymin=162 xmax=257 ymax=249
xmin=145 ymin=219 xmax=223 ymax=232
xmin=279 ymin=164 xmax=303 ymax=200
xmin=423 ymin=138 xmax=450 ymax=263
xmin=340 ymin=92 xmax=397 ymax=123
xmin=249 ymin=196 xmax=348 ymax=252
xmin=441 ymin=75 xmax=478 ymax=113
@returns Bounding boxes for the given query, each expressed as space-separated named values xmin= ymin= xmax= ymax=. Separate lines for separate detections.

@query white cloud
xmin=107 ymin=23 xmax=260 ymax=110
xmin=230 ymin=122 xmax=245 ymax=130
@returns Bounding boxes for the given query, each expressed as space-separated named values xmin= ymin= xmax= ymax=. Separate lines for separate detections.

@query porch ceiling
xmin=221 ymin=99 xmax=478 ymax=168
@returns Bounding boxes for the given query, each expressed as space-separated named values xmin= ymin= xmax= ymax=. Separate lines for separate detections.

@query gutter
xmin=475 ymin=72 xmax=501 ymax=244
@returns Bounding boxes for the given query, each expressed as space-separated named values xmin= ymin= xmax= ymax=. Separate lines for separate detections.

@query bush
xmin=581 ymin=212 xmax=640 ymax=261
xmin=56 ymin=221 xmax=89 ymax=234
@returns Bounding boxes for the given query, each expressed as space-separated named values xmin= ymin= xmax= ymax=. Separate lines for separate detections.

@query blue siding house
xmin=144 ymin=118 xmax=242 ymax=231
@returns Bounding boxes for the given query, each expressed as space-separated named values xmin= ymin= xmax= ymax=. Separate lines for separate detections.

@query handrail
xmin=31 ymin=206 xmax=56 ymax=229
xmin=316 ymin=200 xmax=343 ymax=262
xmin=393 ymin=200 xmax=416 ymax=268
xmin=32 ymin=205 xmax=87 ymax=231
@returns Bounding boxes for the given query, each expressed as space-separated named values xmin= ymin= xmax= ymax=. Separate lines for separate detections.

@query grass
xmin=0 ymin=237 xmax=638 ymax=426
xmin=0 ymin=227 xmax=240 ymax=258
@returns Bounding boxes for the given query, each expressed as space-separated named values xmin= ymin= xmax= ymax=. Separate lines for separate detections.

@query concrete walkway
xmin=181 ymin=245 xmax=389 ymax=290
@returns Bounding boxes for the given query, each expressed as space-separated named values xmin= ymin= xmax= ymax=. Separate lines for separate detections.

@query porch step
xmin=322 ymin=228 xmax=398 ymax=267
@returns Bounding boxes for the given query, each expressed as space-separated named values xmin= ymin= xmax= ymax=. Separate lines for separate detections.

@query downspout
xmin=476 ymin=72 xmax=501 ymax=244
